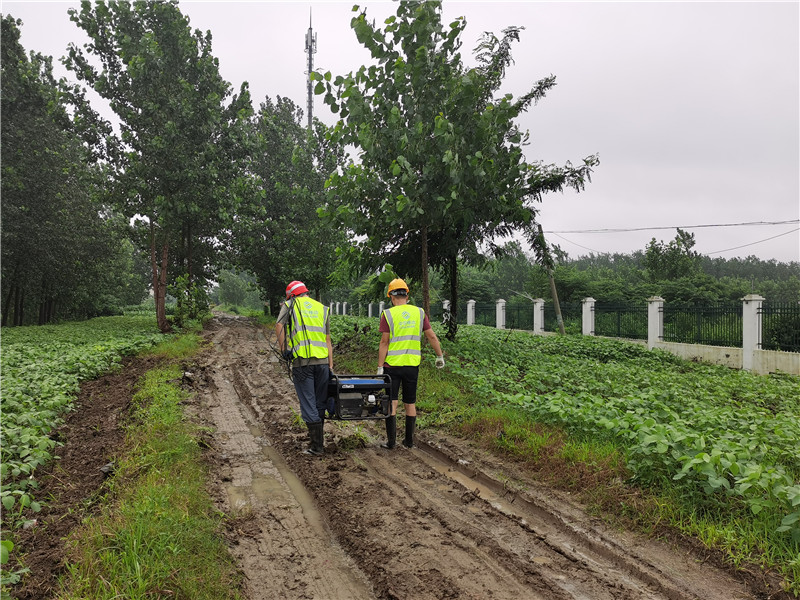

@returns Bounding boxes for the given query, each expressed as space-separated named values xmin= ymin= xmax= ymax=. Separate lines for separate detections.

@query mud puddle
xmin=190 ymin=315 xmax=778 ymax=600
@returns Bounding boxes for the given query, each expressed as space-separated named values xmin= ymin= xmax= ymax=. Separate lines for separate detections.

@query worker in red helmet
xmin=377 ymin=278 xmax=444 ymax=449
xmin=276 ymin=280 xmax=333 ymax=456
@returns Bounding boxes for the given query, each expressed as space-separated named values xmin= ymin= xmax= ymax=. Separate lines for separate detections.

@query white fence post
xmin=496 ymin=299 xmax=506 ymax=329
xmin=342 ymin=302 xmax=347 ymax=315
xmin=368 ymin=303 xmax=373 ymax=318
xmin=467 ymin=300 xmax=476 ymax=325
xmin=442 ymin=300 xmax=451 ymax=323
xmin=329 ymin=302 xmax=334 ymax=314
xmin=378 ymin=301 xmax=385 ymax=314
xmin=335 ymin=302 xmax=340 ymax=315
xmin=647 ymin=296 xmax=664 ymax=350
xmin=582 ymin=297 xmax=596 ymax=336
xmin=742 ymin=294 xmax=765 ymax=372
xmin=533 ymin=298 xmax=545 ymax=334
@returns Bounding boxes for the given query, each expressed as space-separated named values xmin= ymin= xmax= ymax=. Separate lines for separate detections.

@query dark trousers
xmin=292 ymin=364 xmax=330 ymax=423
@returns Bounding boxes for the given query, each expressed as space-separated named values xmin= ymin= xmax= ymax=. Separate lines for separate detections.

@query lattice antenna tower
xmin=304 ymin=8 xmax=317 ymax=130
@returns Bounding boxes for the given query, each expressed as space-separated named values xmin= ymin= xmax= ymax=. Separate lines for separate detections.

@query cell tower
xmin=304 ymin=9 xmax=317 ymax=130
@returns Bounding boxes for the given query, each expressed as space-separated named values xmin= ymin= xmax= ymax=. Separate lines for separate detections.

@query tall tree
xmin=65 ymin=0 xmax=252 ymax=331
xmin=312 ymin=1 xmax=598 ymax=336
xmin=643 ymin=228 xmax=699 ymax=282
xmin=226 ymin=97 xmax=345 ymax=313
xmin=1 ymin=15 xmax=144 ymax=325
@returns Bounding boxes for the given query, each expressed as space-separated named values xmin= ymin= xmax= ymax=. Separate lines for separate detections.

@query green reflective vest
xmin=383 ymin=304 xmax=424 ymax=367
xmin=286 ymin=297 xmax=329 ymax=360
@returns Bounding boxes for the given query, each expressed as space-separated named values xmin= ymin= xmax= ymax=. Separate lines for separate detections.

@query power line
xmin=545 ymin=227 xmax=799 ymax=258
xmin=549 ymin=232 xmax=602 ymax=254
xmin=706 ymin=227 xmax=800 ymax=256
xmin=545 ymin=220 xmax=799 ymax=234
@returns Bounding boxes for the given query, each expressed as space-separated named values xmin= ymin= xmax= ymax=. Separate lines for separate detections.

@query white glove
xmin=435 ymin=355 xmax=445 ymax=369
xmin=377 ymin=366 xmax=384 ymax=375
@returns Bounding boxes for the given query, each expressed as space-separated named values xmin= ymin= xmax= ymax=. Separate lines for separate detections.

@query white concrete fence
xmin=328 ymin=295 xmax=799 ymax=375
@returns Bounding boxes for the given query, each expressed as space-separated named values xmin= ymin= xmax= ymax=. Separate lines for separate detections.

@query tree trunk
xmin=421 ymin=223 xmax=430 ymax=315
xmin=187 ymin=221 xmax=193 ymax=284
xmin=14 ymin=286 xmax=24 ymax=326
xmin=158 ymin=241 xmax=170 ymax=332
xmin=3 ymin=283 xmax=15 ymax=327
xmin=150 ymin=220 xmax=171 ymax=333
xmin=38 ymin=279 xmax=47 ymax=325
xmin=447 ymin=254 xmax=458 ymax=341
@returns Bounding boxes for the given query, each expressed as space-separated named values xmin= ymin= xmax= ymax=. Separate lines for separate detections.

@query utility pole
xmin=537 ymin=224 xmax=565 ymax=335
xmin=304 ymin=9 xmax=317 ymax=130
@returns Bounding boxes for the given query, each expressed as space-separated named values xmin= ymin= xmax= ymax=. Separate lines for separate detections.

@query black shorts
xmin=385 ymin=365 xmax=419 ymax=404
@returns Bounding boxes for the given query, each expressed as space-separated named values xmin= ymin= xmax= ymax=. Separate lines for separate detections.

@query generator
xmin=326 ymin=373 xmax=392 ymax=420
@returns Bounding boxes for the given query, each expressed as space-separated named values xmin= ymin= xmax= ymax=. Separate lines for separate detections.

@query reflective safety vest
xmin=383 ymin=304 xmax=424 ymax=367
xmin=286 ymin=297 xmax=329 ymax=360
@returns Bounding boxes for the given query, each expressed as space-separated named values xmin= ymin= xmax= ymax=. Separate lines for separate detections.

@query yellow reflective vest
xmin=286 ymin=297 xmax=329 ymax=360
xmin=383 ymin=304 xmax=424 ymax=367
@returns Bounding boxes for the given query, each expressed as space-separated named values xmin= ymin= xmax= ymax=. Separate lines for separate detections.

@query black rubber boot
xmin=304 ymin=422 xmax=324 ymax=456
xmin=316 ymin=418 xmax=325 ymax=454
xmin=403 ymin=416 xmax=416 ymax=448
xmin=380 ymin=415 xmax=396 ymax=449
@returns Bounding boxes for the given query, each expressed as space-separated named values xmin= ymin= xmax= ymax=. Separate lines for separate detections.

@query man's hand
xmin=377 ymin=366 xmax=384 ymax=375
xmin=435 ymin=355 xmax=445 ymax=369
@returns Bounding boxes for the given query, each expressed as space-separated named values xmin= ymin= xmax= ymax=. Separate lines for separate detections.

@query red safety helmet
xmin=285 ymin=280 xmax=309 ymax=299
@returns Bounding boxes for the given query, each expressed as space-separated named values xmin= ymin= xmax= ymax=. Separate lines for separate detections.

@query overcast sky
xmin=3 ymin=0 xmax=799 ymax=263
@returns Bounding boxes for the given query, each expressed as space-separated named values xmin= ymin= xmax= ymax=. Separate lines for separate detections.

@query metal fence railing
xmin=338 ymin=298 xmax=800 ymax=355
xmin=506 ymin=304 xmax=534 ymax=331
xmin=594 ymin=303 xmax=648 ymax=340
xmin=760 ymin=302 xmax=800 ymax=353
xmin=663 ymin=303 xmax=743 ymax=347
xmin=543 ymin=302 xmax=582 ymax=334
xmin=474 ymin=302 xmax=497 ymax=327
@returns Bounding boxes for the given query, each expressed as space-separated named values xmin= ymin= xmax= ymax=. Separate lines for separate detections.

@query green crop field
xmin=0 ymin=317 xmax=168 ymax=517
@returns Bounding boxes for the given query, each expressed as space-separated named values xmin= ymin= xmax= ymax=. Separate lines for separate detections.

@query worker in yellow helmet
xmin=377 ymin=278 xmax=444 ymax=449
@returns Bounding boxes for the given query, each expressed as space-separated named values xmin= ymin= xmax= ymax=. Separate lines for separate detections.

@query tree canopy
xmin=1 ymin=15 xmax=147 ymax=326
xmin=65 ymin=0 xmax=252 ymax=331
xmin=312 ymin=0 xmax=598 ymax=336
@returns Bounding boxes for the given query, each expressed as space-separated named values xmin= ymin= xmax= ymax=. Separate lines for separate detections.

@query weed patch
xmin=56 ymin=364 xmax=242 ymax=600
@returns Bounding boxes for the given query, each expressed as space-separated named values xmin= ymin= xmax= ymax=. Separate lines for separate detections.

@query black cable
xmin=546 ymin=220 xmax=799 ymax=235
xmin=706 ymin=227 xmax=800 ymax=255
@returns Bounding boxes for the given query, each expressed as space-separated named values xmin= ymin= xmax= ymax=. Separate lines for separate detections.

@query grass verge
xmin=56 ymin=334 xmax=242 ymax=600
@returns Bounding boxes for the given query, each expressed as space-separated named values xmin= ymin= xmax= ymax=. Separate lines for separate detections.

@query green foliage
xmin=313 ymin=1 xmax=598 ymax=320
xmin=0 ymin=317 xmax=169 ymax=516
xmin=224 ymin=97 xmax=345 ymax=313
xmin=446 ymin=327 xmax=800 ymax=546
xmin=643 ymin=228 xmax=700 ymax=282
xmin=168 ymin=273 xmax=210 ymax=329
xmin=65 ymin=0 xmax=253 ymax=331
xmin=59 ymin=365 xmax=242 ymax=599
xmin=1 ymin=16 xmax=149 ymax=326
xmin=213 ymin=270 xmax=263 ymax=310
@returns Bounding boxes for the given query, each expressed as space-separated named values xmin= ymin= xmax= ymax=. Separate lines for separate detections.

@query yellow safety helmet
xmin=387 ymin=278 xmax=409 ymax=298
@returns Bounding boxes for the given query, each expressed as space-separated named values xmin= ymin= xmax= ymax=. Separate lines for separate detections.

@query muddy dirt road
xmin=191 ymin=315 xmax=769 ymax=600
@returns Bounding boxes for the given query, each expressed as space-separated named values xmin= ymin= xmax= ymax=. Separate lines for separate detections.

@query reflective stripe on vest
xmin=383 ymin=305 xmax=424 ymax=366
xmin=286 ymin=297 xmax=329 ymax=359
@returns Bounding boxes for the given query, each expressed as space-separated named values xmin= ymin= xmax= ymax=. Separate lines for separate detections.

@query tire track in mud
xmin=196 ymin=316 xmax=761 ymax=600
xmin=195 ymin=316 xmax=374 ymax=600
